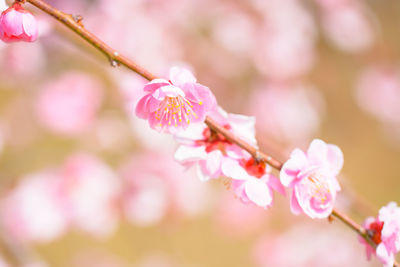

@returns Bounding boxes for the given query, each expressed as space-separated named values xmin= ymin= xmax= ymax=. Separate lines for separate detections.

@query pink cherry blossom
xmin=174 ymin=107 xmax=256 ymax=181
xmin=36 ymin=72 xmax=103 ymax=136
xmin=214 ymin=191 xmax=268 ymax=237
xmin=356 ymin=65 xmax=400 ymax=125
xmin=320 ymin=3 xmax=375 ymax=53
xmin=248 ymin=82 xmax=324 ymax=146
xmin=221 ymin=156 xmax=285 ymax=209
xmin=251 ymin=0 xmax=316 ymax=79
xmin=280 ymin=139 xmax=343 ymax=218
xmin=253 ymin=224 xmax=370 ymax=267
xmin=135 ymin=66 xmax=216 ymax=134
xmin=0 ymin=171 xmax=68 ymax=243
xmin=59 ymin=153 xmax=120 ymax=237
xmin=121 ymin=153 xmax=210 ymax=226
xmin=0 ymin=2 xmax=38 ymax=43
xmin=360 ymin=202 xmax=400 ymax=267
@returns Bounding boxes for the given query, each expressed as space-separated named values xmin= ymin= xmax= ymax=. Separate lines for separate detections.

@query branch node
xmin=110 ymin=59 xmax=119 ymax=67
xmin=72 ymin=15 xmax=84 ymax=26
xmin=254 ymin=150 xmax=263 ymax=163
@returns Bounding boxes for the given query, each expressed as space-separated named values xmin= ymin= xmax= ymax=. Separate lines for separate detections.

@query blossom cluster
xmin=1 ymin=1 xmax=399 ymax=266
xmin=135 ymin=66 xmax=344 ymax=219
xmin=360 ymin=202 xmax=400 ymax=267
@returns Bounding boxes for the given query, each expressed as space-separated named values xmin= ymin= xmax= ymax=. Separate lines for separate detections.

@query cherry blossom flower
xmin=320 ymin=3 xmax=375 ymax=53
xmin=59 ymin=153 xmax=120 ymax=237
xmin=214 ymin=191 xmax=268 ymax=237
xmin=360 ymin=202 xmax=400 ymax=267
xmin=0 ymin=2 xmax=38 ymax=43
xmin=121 ymin=153 xmax=210 ymax=226
xmin=0 ymin=171 xmax=68 ymax=243
xmin=221 ymin=157 xmax=285 ymax=209
xmin=356 ymin=66 xmax=400 ymax=125
xmin=174 ymin=107 xmax=256 ymax=181
xmin=280 ymin=139 xmax=343 ymax=218
xmin=36 ymin=72 xmax=103 ymax=136
xmin=251 ymin=0 xmax=316 ymax=79
xmin=253 ymin=224 xmax=370 ymax=267
xmin=135 ymin=66 xmax=216 ymax=134
xmin=248 ymin=82 xmax=324 ymax=146
xmin=117 ymin=72 xmax=176 ymax=151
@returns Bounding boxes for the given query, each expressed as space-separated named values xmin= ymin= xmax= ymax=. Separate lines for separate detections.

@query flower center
xmin=196 ymin=125 xmax=232 ymax=153
xmin=307 ymin=174 xmax=331 ymax=205
xmin=155 ymin=96 xmax=198 ymax=127
xmin=367 ymin=221 xmax=384 ymax=244
xmin=241 ymin=158 xmax=266 ymax=178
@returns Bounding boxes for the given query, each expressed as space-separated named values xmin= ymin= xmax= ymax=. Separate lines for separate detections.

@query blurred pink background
xmin=0 ymin=0 xmax=399 ymax=266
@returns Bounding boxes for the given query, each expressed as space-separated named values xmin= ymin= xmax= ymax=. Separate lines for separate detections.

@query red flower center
xmin=196 ymin=124 xmax=232 ymax=154
xmin=240 ymin=157 xmax=266 ymax=178
xmin=367 ymin=221 xmax=384 ymax=244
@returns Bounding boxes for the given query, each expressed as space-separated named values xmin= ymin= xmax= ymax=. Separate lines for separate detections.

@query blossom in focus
xmin=221 ymin=157 xmax=285 ymax=209
xmin=0 ymin=171 xmax=68 ymax=243
xmin=280 ymin=139 xmax=343 ymax=218
xmin=135 ymin=66 xmax=216 ymax=134
xmin=0 ymin=2 xmax=38 ymax=43
xmin=174 ymin=107 xmax=256 ymax=181
xmin=36 ymin=72 xmax=103 ymax=136
xmin=360 ymin=202 xmax=400 ymax=267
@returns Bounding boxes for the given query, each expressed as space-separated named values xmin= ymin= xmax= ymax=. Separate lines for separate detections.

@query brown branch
xmin=23 ymin=0 xmax=399 ymax=265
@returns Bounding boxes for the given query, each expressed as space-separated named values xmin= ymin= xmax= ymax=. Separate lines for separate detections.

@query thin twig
xmin=24 ymin=0 xmax=399 ymax=265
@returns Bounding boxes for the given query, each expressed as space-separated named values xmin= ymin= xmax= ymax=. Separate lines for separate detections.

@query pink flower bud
xmin=0 ymin=2 xmax=38 ymax=43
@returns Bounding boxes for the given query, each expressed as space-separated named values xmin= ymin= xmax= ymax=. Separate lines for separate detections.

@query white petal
xmin=221 ymin=158 xmax=252 ymax=180
xmin=174 ymin=145 xmax=207 ymax=163
xmin=244 ymin=179 xmax=272 ymax=208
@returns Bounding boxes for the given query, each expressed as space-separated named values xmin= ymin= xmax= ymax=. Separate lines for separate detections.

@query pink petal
xmin=3 ymin=9 xmax=23 ymax=36
xmin=290 ymin=190 xmax=302 ymax=215
xmin=169 ymin=66 xmax=196 ymax=87
xmin=244 ymin=179 xmax=273 ymax=208
xmin=22 ymin=12 xmax=38 ymax=40
xmin=280 ymin=148 xmax=308 ymax=187
xmin=152 ymin=85 xmax=184 ymax=100
xmin=326 ymin=144 xmax=344 ymax=175
xmin=135 ymin=94 xmax=152 ymax=119
xmin=267 ymin=175 xmax=286 ymax=196
xmin=143 ymin=79 xmax=169 ymax=92
xmin=307 ymin=139 xmax=328 ymax=166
